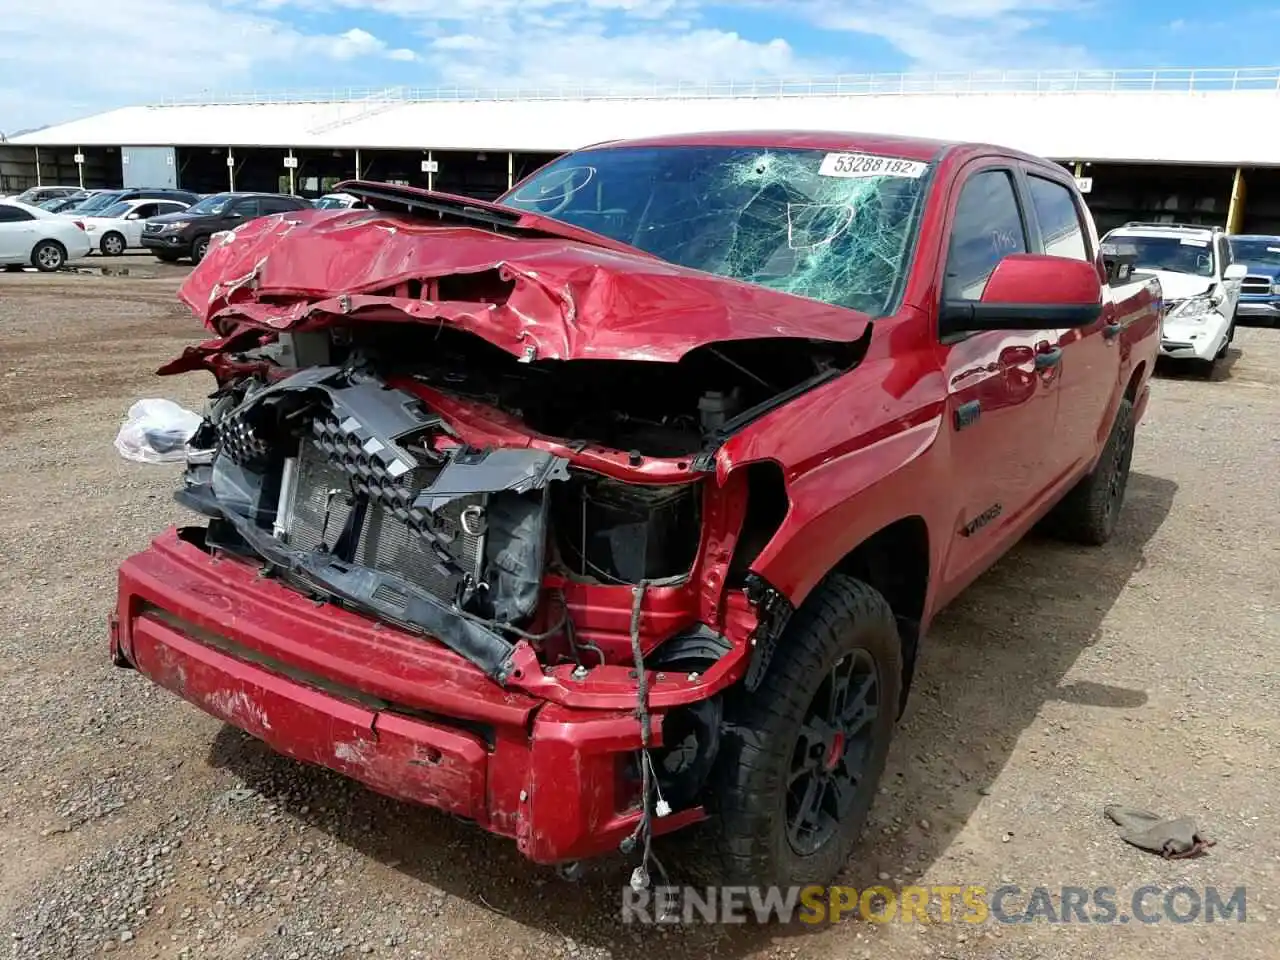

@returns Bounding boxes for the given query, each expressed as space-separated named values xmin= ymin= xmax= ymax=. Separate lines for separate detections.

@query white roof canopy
xmin=12 ymin=68 xmax=1280 ymax=166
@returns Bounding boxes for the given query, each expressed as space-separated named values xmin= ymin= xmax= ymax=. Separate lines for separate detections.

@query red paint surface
xmin=177 ymin=213 xmax=869 ymax=364
xmin=118 ymin=133 xmax=1160 ymax=867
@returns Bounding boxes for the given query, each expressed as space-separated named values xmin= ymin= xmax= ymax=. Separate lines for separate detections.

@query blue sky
xmin=2 ymin=0 xmax=1278 ymax=132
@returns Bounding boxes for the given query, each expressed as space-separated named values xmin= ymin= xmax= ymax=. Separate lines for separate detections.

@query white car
xmin=1102 ymin=222 xmax=1247 ymax=371
xmin=0 ymin=199 xmax=92 ymax=271
xmin=78 ymin=198 xmax=192 ymax=256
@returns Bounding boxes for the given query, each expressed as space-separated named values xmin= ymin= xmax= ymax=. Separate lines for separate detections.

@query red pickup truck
xmin=112 ymin=131 xmax=1160 ymax=886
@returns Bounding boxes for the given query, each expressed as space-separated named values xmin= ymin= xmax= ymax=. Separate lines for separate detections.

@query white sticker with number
xmin=819 ymin=153 xmax=928 ymax=179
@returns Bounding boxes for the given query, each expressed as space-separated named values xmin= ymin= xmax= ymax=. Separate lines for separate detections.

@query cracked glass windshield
xmin=500 ymin=145 xmax=932 ymax=315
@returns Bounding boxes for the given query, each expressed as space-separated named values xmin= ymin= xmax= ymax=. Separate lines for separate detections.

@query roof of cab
xmin=575 ymin=130 xmax=954 ymax=161
xmin=569 ymin=130 xmax=1078 ymax=175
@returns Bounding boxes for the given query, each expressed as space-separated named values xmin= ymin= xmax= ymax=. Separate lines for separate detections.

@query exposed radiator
xmin=285 ymin=437 xmax=485 ymax=605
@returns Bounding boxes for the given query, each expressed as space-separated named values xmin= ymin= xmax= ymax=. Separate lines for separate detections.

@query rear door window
xmin=1026 ymin=175 xmax=1089 ymax=261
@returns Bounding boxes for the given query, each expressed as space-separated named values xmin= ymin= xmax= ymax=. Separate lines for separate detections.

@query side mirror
xmin=126 ymin=212 xmax=141 ymax=220
xmin=941 ymin=255 xmax=1103 ymax=335
xmin=1223 ymin=263 xmax=1248 ymax=281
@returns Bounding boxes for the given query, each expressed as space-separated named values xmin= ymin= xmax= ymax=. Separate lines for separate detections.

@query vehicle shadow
xmin=1154 ymin=347 xmax=1241 ymax=382
xmin=207 ymin=469 xmax=1176 ymax=959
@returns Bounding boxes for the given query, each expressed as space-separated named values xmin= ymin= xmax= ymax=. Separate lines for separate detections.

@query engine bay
xmin=305 ymin=320 xmax=865 ymax=458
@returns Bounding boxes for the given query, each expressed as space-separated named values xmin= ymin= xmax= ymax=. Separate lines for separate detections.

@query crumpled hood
xmin=176 ymin=208 xmax=871 ymax=364
xmin=1147 ymin=270 xmax=1214 ymax=302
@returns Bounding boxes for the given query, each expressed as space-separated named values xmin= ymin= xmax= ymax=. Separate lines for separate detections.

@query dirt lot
xmin=0 ymin=269 xmax=1277 ymax=960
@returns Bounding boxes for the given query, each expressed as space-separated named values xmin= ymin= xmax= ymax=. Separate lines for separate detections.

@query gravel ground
xmin=0 ymin=269 xmax=1277 ymax=960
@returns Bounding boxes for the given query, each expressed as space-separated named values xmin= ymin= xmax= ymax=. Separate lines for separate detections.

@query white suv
xmin=1102 ymin=222 xmax=1247 ymax=371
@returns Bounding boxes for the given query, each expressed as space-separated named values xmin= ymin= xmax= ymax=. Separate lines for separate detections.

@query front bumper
xmin=112 ymin=529 xmax=708 ymax=863
xmin=1159 ymin=314 xmax=1229 ymax=361
xmin=1236 ymin=297 xmax=1280 ymax=320
xmin=141 ymin=233 xmax=189 ymax=252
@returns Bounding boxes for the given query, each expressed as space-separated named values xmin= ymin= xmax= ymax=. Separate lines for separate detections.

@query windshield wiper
xmin=334 ymin=180 xmax=654 ymax=260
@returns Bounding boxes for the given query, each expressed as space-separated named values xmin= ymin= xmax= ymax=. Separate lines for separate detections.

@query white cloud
xmin=323 ymin=27 xmax=384 ymax=59
xmin=782 ymin=0 xmax=1095 ymax=71
xmin=0 ymin=0 xmax=419 ymax=129
xmin=423 ymin=27 xmax=826 ymax=89
xmin=0 ymin=0 xmax=1101 ymax=131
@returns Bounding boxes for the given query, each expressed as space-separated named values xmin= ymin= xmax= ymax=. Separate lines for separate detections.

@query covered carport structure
xmin=8 ymin=68 xmax=1280 ymax=231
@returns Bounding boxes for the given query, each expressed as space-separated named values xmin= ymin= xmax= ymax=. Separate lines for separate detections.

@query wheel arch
xmin=30 ymin=237 xmax=67 ymax=268
xmin=830 ymin=515 xmax=930 ymax=709
xmin=1124 ymin=360 xmax=1146 ymax=402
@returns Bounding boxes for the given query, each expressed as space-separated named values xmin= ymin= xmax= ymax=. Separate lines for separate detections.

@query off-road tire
xmin=100 ymin=231 xmax=126 ymax=256
xmin=31 ymin=240 xmax=66 ymax=272
xmin=191 ymin=235 xmax=210 ymax=264
xmin=699 ymin=574 xmax=902 ymax=886
xmin=1044 ymin=397 xmax=1134 ymax=545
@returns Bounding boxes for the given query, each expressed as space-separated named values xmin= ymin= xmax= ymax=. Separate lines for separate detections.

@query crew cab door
xmin=937 ymin=165 xmax=1061 ymax=597
xmin=1020 ymin=169 xmax=1120 ymax=481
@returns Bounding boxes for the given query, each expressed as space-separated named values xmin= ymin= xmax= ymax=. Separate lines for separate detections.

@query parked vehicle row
xmin=142 ymin=191 xmax=312 ymax=263
xmin=1 ymin=187 xmax=323 ymax=267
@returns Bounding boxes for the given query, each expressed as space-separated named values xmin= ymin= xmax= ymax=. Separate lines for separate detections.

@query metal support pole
xmin=76 ymin=147 xmax=84 ymax=189
xmin=288 ymin=148 xmax=295 ymax=196
xmin=34 ymin=146 xmax=41 ymax=186
xmin=355 ymin=148 xmax=362 ymax=179
xmin=1227 ymin=167 xmax=1246 ymax=235
xmin=427 ymin=151 xmax=434 ymax=192
xmin=508 ymin=152 xmax=514 ymax=191
xmin=227 ymin=148 xmax=235 ymax=191
xmin=1073 ymin=161 xmax=1084 ymax=177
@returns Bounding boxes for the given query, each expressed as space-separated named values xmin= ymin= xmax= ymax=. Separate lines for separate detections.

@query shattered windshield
xmin=500 ymin=145 xmax=932 ymax=315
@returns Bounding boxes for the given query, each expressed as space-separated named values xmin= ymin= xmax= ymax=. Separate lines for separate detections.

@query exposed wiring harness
xmin=623 ymin=581 xmax=669 ymax=893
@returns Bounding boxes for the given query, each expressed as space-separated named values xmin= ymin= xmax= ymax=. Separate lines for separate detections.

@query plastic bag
xmin=114 ymin=398 xmax=204 ymax=464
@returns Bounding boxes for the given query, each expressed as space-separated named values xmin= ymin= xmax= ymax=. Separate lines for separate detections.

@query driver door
xmin=937 ymin=165 xmax=1061 ymax=601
